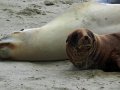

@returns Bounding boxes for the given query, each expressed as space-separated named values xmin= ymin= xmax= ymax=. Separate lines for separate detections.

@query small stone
xmin=100 ymin=87 xmax=104 ymax=89
xmin=41 ymin=11 xmax=46 ymax=15
xmin=44 ymin=0 xmax=55 ymax=6
xmin=6 ymin=19 xmax=10 ymax=21
xmin=56 ymin=65 xmax=59 ymax=66
xmin=60 ymin=0 xmax=73 ymax=5
xmin=81 ymin=88 xmax=87 ymax=90
xmin=14 ymin=66 xmax=16 ymax=68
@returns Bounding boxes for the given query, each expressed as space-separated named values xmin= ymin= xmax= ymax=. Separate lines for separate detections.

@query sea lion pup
xmin=0 ymin=2 xmax=120 ymax=61
xmin=66 ymin=28 xmax=120 ymax=71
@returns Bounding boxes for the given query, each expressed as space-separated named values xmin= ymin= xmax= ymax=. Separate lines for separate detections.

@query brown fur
xmin=66 ymin=28 xmax=120 ymax=72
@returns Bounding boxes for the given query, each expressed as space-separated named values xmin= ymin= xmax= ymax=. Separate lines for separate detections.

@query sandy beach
xmin=0 ymin=0 xmax=120 ymax=90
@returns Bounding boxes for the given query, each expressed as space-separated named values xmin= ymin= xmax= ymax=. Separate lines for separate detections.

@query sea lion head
xmin=66 ymin=28 xmax=95 ymax=69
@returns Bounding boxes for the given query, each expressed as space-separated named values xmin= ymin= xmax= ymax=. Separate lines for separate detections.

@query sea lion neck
xmin=89 ymin=34 xmax=111 ymax=69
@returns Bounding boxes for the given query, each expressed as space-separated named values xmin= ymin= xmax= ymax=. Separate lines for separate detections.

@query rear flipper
xmin=0 ymin=34 xmax=20 ymax=60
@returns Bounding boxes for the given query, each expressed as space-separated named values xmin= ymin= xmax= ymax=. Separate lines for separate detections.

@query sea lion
xmin=66 ymin=28 xmax=120 ymax=71
xmin=96 ymin=0 xmax=120 ymax=4
xmin=0 ymin=2 xmax=120 ymax=61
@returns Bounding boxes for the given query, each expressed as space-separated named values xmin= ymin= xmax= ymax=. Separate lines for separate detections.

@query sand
xmin=0 ymin=0 xmax=120 ymax=90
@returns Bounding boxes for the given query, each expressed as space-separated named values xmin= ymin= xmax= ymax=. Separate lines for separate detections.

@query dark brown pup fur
xmin=66 ymin=28 xmax=120 ymax=72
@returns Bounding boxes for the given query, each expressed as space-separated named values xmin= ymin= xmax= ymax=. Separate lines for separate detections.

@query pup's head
xmin=66 ymin=28 xmax=95 ymax=69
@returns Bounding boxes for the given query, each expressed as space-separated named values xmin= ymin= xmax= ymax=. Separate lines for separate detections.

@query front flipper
xmin=110 ymin=50 xmax=120 ymax=71
xmin=112 ymin=54 xmax=120 ymax=68
xmin=0 ymin=34 xmax=20 ymax=60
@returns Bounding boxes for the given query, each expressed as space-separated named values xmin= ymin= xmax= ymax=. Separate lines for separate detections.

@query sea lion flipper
xmin=116 ymin=58 xmax=120 ymax=68
xmin=0 ymin=37 xmax=16 ymax=60
xmin=113 ymin=54 xmax=120 ymax=68
xmin=111 ymin=50 xmax=120 ymax=69
xmin=113 ymin=56 xmax=120 ymax=72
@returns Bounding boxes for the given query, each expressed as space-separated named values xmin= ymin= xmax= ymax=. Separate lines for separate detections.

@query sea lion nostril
xmin=84 ymin=36 xmax=89 ymax=40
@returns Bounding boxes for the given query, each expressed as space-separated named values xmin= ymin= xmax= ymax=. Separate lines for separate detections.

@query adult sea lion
xmin=0 ymin=2 xmax=120 ymax=61
xmin=97 ymin=0 xmax=120 ymax=4
xmin=66 ymin=28 xmax=120 ymax=71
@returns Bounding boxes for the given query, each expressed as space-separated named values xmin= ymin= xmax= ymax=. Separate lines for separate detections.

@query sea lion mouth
xmin=72 ymin=53 xmax=91 ymax=69
xmin=77 ymin=44 xmax=92 ymax=51
xmin=71 ymin=45 xmax=90 ymax=65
